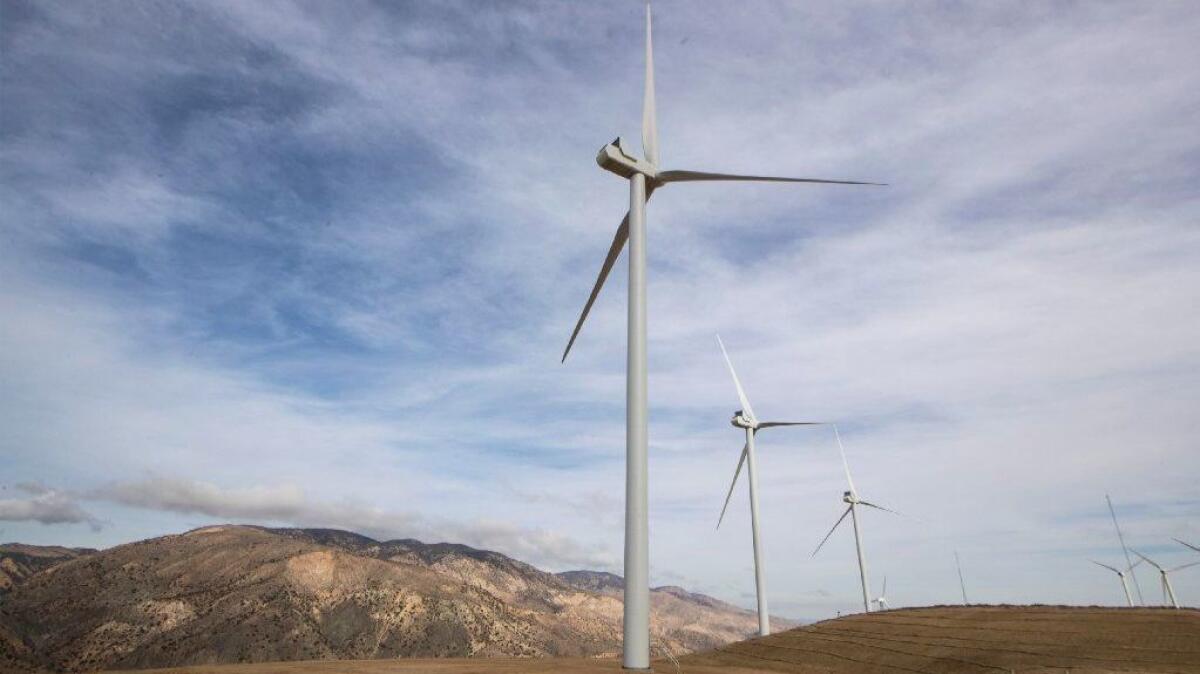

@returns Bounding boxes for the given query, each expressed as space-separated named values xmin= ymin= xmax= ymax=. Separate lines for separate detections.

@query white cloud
xmin=0 ymin=483 xmax=100 ymax=530
xmin=1 ymin=0 xmax=1198 ymax=618
xmin=89 ymin=476 xmax=610 ymax=570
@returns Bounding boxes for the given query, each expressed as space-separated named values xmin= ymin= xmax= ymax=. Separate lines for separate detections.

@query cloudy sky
xmin=2 ymin=0 xmax=1198 ymax=618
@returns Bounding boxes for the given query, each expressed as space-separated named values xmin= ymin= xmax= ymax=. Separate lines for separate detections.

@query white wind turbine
xmin=1106 ymin=494 xmax=1144 ymax=605
xmin=1132 ymin=550 xmax=1199 ymax=609
xmin=955 ymin=550 xmax=969 ymax=605
xmin=713 ymin=336 xmax=822 ymax=636
xmin=1089 ymin=559 xmax=1142 ymax=607
xmin=559 ymin=4 xmax=881 ymax=669
xmin=871 ymin=576 xmax=890 ymax=611
xmin=812 ymin=427 xmax=896 ymax=613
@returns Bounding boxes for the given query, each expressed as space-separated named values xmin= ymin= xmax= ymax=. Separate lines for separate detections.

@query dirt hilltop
xmin=685 ymin=604 xmax=1200 ymax=672
xmin=0 ymin=525 xmax=783 ymax=672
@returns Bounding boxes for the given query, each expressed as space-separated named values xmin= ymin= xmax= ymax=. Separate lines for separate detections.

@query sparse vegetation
xmin=0 ymin=526 xmax=768 ymax=672
xmin=74 ymin=606 xmax=1200 ymax=673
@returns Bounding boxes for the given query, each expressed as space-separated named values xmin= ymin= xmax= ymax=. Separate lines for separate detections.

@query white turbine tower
xmin=1090 ymin=559 xmax=1142 ymax=607
xmin=1132 ymin=550 xmax=1199 ymax=609
xmin=871 ymin=576 xmax=890 ymax=611
xmin=713 ymin=336 xmax=821 ymax=636
xmin=812 ymin=428 xmax=896 ymax=613
xmin=1106 ymin=494 xmax=1144 ymax=605
xmin=559 ymin=4 xmax=881 ymax=669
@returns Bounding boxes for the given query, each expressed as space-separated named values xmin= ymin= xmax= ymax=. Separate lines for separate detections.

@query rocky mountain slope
xmin=0 ymin=525 xmax=780 ymax=672
xmin=0 ymin=544 xmax=94 ymax=595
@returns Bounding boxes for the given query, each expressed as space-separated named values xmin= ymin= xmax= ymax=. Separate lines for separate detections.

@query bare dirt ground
xmin=105 ymin=605 xmax=1200 ymax=674
xmin=685 ymin=605 xmax=1200 ymax=673
xmin=104 ymin=657 xmax=755 ymax=674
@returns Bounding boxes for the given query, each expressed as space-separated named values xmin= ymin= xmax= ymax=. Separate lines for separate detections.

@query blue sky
xmin=2 ymin=0 xmax=1199 ymax=618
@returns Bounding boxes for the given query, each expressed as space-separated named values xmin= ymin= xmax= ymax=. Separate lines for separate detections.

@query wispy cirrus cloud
xmin=1 ymin=0 xmax=1198 ymax=617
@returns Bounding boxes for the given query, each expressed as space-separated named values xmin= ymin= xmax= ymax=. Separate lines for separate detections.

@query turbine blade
xmin=657 ymin=169 xmax=885 ymax=186
xmin=1107 ymin=494 xmax=1144 ymax=605
xmin=1090 ymin=560 xmax=1120 ymax=574
xmin=955 ymin=551 xmax=969 ymax=604
xmin=812 ymin=506 xmax=852 ymax=557
xmin=561 ymin=214 xmax=628 ymax=362
xmin=716 ymin=443 xmax=749 ymax=530
xmin=858 ymin=500 xmax=899 ymax=515
xmin=757 ymin=421 xmax=823 ymax=429
xmin=641 ymin=3 xmax=658 ymax=166
xmin=1170 ymin=560 xmax=1200 ymax=573
xmin=716 ymin=335 xmax=755 ymax=422
xmin=834 ymin=425 xmax=857 ymax=497
xmin=1132 ymin=550 xmax=1162 ymax=571
xmin=1175 ymin=538 xmax=1200 ymax=554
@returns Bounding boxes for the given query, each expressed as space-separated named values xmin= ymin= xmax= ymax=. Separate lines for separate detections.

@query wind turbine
xmin=713 ymin=336 xmax=821 ymax=636
xmin=1106 ymin=494 xmax=1144 ymax=605
xmin=559 ymin=4 xmax=881 ymax=669
xmin=1132 ymin=550 xmax=1199 ymax=609
xmin=1090 ymin=559 xmax=1142 ymax=607
xmin=812 ymin=427 xmax=896 ymax=613
xmin=1176 ymin=538 xmax=1200 ymax=554
xmin=871 ymin=576 xmax=890 ymax=611
xmin=955 ymin=551 xmax=969 ymax=605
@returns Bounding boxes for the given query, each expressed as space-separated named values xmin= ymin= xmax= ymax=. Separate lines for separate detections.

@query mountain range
xmin=0 ymin=525 xmax=792 ymax=672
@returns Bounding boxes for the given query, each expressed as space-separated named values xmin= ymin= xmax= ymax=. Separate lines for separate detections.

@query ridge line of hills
xmin=0 ymin=524 xmax=794 ymax=672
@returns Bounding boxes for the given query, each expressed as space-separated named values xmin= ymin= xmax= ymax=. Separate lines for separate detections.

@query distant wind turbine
xmin=1106 ymin=494 xmax=1144 ymax=605
xmin=714 ymin=335 xmax=821 ymax=636
xmin=871 ymin=576 xmax=890 ymax=611
xmin=559 ymin=4 xmax=881 ymax=667
xmin=812 ymin=427 xmax=896 ymax=613
xmin=955 ymin=551 xmax=969 ymax=605
xmin=1090 ymin=559 xmax=1142 ymax=607
xmin=1133 ymin=550 xmax=1199 ymax=609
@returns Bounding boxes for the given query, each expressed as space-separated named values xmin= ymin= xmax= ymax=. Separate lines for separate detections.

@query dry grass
xmin=104 ymin=606 xmax=1200 ymax=674
xmin=684 ymin=605 xmax=1200 ymax=673
xmin=107 ymin=656 xmax=756 ymax=674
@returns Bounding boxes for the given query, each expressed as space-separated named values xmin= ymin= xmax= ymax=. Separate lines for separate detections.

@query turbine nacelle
xmin=731 ymin=410 xmax=756 ymax=429
xmin=843 ymin=490 xmax=857 ymax=504
xmin=597 ymin=137 xmax=657 ymax=180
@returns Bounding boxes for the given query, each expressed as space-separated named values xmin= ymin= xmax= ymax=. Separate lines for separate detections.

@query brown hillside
xmin=0 ymin=544 xmax=94 ymax=594
xmin=683 ymin=605 xmax=1200 ymax=673
xmin=101 ymin=606 xmax=1200 ymax=674
xmin=0 ymin=525 xmax=770 ymax=672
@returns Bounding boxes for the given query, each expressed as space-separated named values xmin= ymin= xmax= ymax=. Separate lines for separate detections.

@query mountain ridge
xmin=0 ymin=525 xmax=787 ymax=672
xmin=0 ymin=544 xmax=95 ymax=595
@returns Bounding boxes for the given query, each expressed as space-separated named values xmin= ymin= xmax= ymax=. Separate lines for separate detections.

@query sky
xmin=1 ymin=0 xmax=1198 ymax=619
